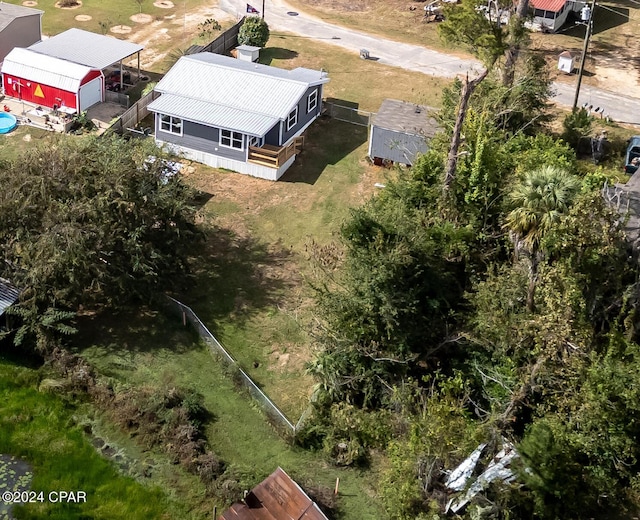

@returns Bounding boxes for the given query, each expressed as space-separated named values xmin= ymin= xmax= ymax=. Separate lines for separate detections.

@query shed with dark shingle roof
xmin=368 ymin=99 xmax=439 ymax=166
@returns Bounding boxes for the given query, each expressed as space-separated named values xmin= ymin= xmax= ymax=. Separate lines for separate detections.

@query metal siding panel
xmin=371 ymin=127 xmax=427 ymax=165
xmin=0 ymin=16 xmax=41 ymax=62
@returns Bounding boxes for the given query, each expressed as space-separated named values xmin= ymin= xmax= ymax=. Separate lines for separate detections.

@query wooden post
xmin=182 ymin=311 xmax=186 ymax=327
xmin=213 ymin=505 xmax=217 ymax=519
xmin=334 ymin=477 xmax=340 ymax=495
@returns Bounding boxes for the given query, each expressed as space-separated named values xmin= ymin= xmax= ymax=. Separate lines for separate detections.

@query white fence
xmin=165 ymin=296 xmax=299 ymax=437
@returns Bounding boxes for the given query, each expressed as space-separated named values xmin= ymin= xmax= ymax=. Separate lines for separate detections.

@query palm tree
xmin=504 ymin=166 xmax=580 ymax=312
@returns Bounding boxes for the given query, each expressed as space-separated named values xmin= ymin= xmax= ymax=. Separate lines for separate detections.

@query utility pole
xmin=572 ymin=0 xmax=597 ymax=111
xmin=262 ymin=0 xmax=265 ymax=19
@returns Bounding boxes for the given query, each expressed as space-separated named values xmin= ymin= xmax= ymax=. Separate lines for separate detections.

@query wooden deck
xmin=248 ymin=136 xmax=304 ymax=168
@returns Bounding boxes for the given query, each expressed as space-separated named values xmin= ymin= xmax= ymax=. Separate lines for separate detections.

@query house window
xmin=160 ymin=114 xmax=182 ymax=135
xmin=287 ymin=107 xmax=298 ymax=131
xmin=220 ymin=129 xmax=244 ymax=150
xmin=307 ymin=90 xmax=318 ymax=113
xmin=248 ymin=135 xmax=264 ymax=148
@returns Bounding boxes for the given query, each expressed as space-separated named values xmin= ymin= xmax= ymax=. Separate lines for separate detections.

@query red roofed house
xmin=530 ymin=0 xmax=576 ymax=32
xmin=219 ymin=467 xmax=329 ymax=520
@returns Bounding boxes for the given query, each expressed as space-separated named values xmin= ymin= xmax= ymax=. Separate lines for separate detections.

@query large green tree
xmin=504 ymin=166 xmax=580 ymax=311
xmin=0 ymin=135 xmax=199 ymax=351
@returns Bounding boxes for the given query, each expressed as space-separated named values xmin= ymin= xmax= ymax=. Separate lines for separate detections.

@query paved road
xmin=220 ymin=0 xmax=640 ymax=126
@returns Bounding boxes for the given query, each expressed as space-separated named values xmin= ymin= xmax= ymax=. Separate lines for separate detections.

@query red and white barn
xmin=0 ymin=28 xmax=143 ymax=113
xmin=2 ymin=48 xmax=102 ymax=112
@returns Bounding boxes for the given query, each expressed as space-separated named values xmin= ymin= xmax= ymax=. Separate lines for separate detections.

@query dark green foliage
xmin=438 ymin=0 xmax=507 ymax=66
xmin=0 ymin=135 xmax=200 ymax=352
xmin=238 ymin=17 xmax=270 ymax=47
xmin=198 ymin=17 xmax=221 ymax=39
xmin=561 ymin=108 xmax=593 ymax=149
xmin=310 ymin=165 xmax=472 ymax=407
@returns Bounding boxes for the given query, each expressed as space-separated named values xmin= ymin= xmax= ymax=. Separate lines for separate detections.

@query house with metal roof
xmin=530 ymin=0 xmax=578 ymax=32
xmin=368 ymin=99 xmax=439 ymax=166
xmin=218 ymin=467 xmax=329 ymax=520
xmin=0 ymin=2 xmax=43 ymax=63
xmin=148 ymin=52 xmax=330 ymax=181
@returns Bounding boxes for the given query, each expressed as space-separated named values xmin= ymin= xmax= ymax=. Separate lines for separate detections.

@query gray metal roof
xmin=151 ymin=52 xmax=329 ymax=136
xmin=148 ymin=93 xmax=278 ymax=136
xmin=372 ymin=99 xmax=440 ymax=137
xmin=2 ymin=47 xmax=94 ymax=91
xmin=0 ymin=2 xmax=42 ymax=32
xmin=29 ymin=28 xmax=143 ymax=70
xmin=0 ymin=278 xmax=19 ymax=317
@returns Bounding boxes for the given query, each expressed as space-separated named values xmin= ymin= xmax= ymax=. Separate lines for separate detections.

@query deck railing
xmin=248 ymin=136 xmax=304 ymax=168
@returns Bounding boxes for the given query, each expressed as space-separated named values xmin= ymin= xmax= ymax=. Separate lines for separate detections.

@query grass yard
xmin=75 ymin=310 xmax=385 ymax=520
xmin=0 ymin=126 xmax=52 ymax=162
xmin=260 ymin=32 xmax=450 ymax=111
xmin=0 ymin=355 xmax=189 ymax=520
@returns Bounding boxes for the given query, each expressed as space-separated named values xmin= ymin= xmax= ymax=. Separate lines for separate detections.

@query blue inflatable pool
xmin=0 ymin=112 xmax=17 ymax=134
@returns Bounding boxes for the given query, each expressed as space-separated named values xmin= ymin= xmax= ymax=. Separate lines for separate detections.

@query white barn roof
xmin=1 ymin=47 xmax=93 ymax=92
xmin=29 ymin=28 xmax=143 ymax=70
xmin=0 ymin=3 xmax=43 ymax=32
xmin=149 ymin=52 xmax=329 ymax=136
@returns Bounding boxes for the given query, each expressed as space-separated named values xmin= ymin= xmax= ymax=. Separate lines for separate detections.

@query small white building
xmin=558 ymin=51 xmax=574 ymax=73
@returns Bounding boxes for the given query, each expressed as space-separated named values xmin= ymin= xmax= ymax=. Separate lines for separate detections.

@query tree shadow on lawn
xmin=258 ymin=47 xmax=299 ymax=65
xmin=71 ymin=306 xmax=202 ymax=365
xmin=280 ymin=116 xmax=368 ymax=185
xmin=175 ymin=226 xmax=298 ymax=333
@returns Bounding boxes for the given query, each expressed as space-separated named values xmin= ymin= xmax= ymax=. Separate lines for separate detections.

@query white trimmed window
xmin=248 ymin=135 xmax=264 ymax=148
xmin=160 ymin=114 xmax=182 ymax=135
xmin=220 ymin=129 xmax=244 ymax=150
xmin=287 ymin=107 xmax=298 ymax=131
xmin=307 ymin=90 xmax=318 ymax=113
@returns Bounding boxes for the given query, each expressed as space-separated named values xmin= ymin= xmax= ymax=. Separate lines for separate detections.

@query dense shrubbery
xmin=307 ymin=57 xmax=640 ymax=518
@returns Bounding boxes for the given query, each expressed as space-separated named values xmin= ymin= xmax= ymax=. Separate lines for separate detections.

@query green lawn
xmin=75 ymin=310 xmax=385 ymax=519
xmin=0 ymin=355 xmax=191 ymax=520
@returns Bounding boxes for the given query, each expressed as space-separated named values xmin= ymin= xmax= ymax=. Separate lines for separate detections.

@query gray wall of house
xmin=370 ymin=127 xmax=428 ymax=165
xmin=0 ymin=16 xmax=42 ymax=63
xmin=155 ymin=117 xmax=246 ymax=161
xmin=264 ymin=122 xmax=280 ymax=146
xmin=281 ymin=85 xmax=322 ymax=144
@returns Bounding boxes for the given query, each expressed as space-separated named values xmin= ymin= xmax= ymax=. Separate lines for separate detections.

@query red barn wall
xmin=3 ymin=73 xmax=77 ymax=110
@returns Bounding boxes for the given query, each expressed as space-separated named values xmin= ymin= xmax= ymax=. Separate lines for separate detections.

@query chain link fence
xmin=324 ymin=101 xmax=375 ymax=126
xmin=165 ymin=296 xmax=299 ymax=438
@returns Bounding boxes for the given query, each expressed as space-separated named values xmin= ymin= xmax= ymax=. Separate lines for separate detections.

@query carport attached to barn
xmin=29 ymin=28 xmax=143 ymax=91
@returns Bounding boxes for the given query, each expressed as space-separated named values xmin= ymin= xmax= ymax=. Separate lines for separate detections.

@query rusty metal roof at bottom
xmin=219 ymin=467 xmax=329 ymax=520
xmin=0 ymin=278 xmax=20 ymax=317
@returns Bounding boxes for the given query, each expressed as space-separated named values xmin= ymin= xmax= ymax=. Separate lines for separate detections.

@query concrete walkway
xmin=220 ymin=0 xmax=640 ymax=126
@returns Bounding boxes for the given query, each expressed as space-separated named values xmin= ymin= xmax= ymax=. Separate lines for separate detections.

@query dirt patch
xmin=22 ymin=1 xmax=38 ymax=6
xmin=75 ymin=14 xmax=92 ymax=21
xmin=153 ymin=0 xmax=174 ymax=7
xmin=54 ymin=0 xmax=82 ymax=9
xmin=130 ymin=13 xmax=153 ymax=24
xmin=111 ymin=25 xmax=132 ymax=34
